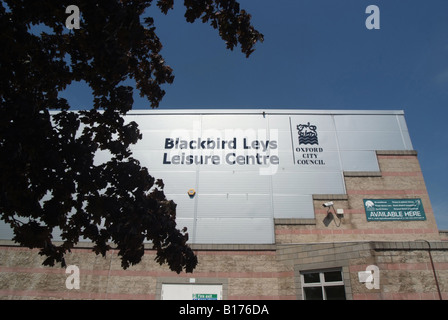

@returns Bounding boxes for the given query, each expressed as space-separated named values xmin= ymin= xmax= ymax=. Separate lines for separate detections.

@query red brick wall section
xmin=0 ymin=246 xmax=295 ymax=300
xmin=275 ymin=153 xmax=441 ymax=244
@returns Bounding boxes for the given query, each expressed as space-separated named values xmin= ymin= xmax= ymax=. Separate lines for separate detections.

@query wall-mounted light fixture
xmin=336 ymin=208 xmax=344 ymax=219
xmin=187 ymin=189 xmax=196 ymax=197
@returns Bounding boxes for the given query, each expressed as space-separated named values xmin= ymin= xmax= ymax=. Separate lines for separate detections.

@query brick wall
xmin=1 ymin=241 xmax=447 ymax=300
xmin=351 ymin=242 xmax=448 ymax=300
xmin=275 ymin=151 xmax=441 ymax=244
xmin=440 ymin=231 xmax=448 ymax=241
xmin=276 ymin=241 xmax=448 ymax=300
xmin=0 ymin=244 xmax=295 ymax=300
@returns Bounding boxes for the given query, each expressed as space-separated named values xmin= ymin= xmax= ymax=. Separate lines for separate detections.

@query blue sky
xmin=62 ymin=0 xmax=448 ymax=229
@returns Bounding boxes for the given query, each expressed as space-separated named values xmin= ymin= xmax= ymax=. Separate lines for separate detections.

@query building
xmin=0 ymin=109 xmax=447 ymax=300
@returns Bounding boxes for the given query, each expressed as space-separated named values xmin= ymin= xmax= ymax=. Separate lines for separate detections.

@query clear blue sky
xmin=62 ymin=0 xmax=448 ymax=229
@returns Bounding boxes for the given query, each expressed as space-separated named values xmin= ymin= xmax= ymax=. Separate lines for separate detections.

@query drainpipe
xmin=416 ymin=240 xmax=442 ymax=300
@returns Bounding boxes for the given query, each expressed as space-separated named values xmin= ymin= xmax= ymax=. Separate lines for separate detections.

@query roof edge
xmin=50 ymin=109 xmax=406 ymax=116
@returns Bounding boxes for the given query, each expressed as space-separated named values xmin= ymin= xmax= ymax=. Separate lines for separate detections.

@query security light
xmin=322 ymin=202 xmax=343 ymax=227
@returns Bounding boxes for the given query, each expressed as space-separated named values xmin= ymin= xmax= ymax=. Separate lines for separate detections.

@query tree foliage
xmin=0 ymin=0 xmax=263 ymax=272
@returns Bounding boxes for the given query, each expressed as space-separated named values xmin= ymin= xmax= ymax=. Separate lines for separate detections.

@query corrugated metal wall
xmin=0 ymin=110 xmax=413 ymax=244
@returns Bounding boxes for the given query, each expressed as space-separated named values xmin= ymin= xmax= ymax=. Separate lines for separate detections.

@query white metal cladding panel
xmin=149 ymin=171 xmax=197 ymax=195
xmin=142 ymin=218 xmax=196 ymax=244
xmin=198 ymin=159 xmax=270 ymax=172
xmin=288 ymin=115 xmax=337 ymax=132
xmin=196 ymin=194 xmax=272 ymax=218
xmin=340 ymin=151 xmax=380 ymax=172
xmin=272 ymin=171 xmax=345 ymax=195
xmin=165 ymin=194 xmax=195 ymax=219
xmin=198 ymin=171 xmax=271 ymax=194
xmin=0 ymin=111 xmax=414 ymax=243
xmin=125 ymin=114 xmax=202 ymax=131
xmin=276 ymin=150 xmax=298 ymax=169
xmin=172 ymin=218 xmax=195 ymax=238
xmin=276 ymin=130 xmax=295 ymax=151
xmin=273 ymin=195 xmax=314 ymax=219
xmin=267 ymin=114 xmax=291 ymax=129
xmin=307 ymin=131 xmax=339 ymax=151
xmin=396 ymin=115 xmax=414 ymax=149
xmin=292 ymin=150 xmax=342 ymax=172
xmin=0 ymin=221 xmax=74 ymax=242
xmin=131 ymin=130 xmax=193 ymax=150
xmin=198 ymin=127 xmax=274 ymax=144
xmin=201 ymin=114 xmax=268 ymax=130
xmin=284 ymin=130 xmax=339 ymax=151
xmin=130 ymin=150 xmax=165 ymax=169
xmin=334 ymin=114 xmax=410 ymax=151
xmin=397 ymin=114 xmax=409 ymax=132
xmin=337 ymin=131 xmax=407 ymax=150
xmin=194 ymin=218 xmax=274 ymax=244
xmin=0 ymin=221 xmax=14 ymax=240
xmin=93 ymin=149 xmax=113 ymax=166
xmin=334 ymin=114 xmax=401 ymax=132
xmin=401 ymin=130 xmax=413 ymax=150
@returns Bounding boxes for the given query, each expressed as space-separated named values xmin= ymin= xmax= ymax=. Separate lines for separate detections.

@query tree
xmin=0 ymin=0 xmax=263 ymax=273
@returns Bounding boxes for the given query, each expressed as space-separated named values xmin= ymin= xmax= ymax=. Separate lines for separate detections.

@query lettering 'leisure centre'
xmin=163 ymin=137 xmax=279 ymax=165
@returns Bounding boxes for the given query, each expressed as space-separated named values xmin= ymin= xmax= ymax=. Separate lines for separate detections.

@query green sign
xmin=192 ymin=294 xmax=218 ymax=300
xmin=364 ymin=199 xmax=426 ymax=221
